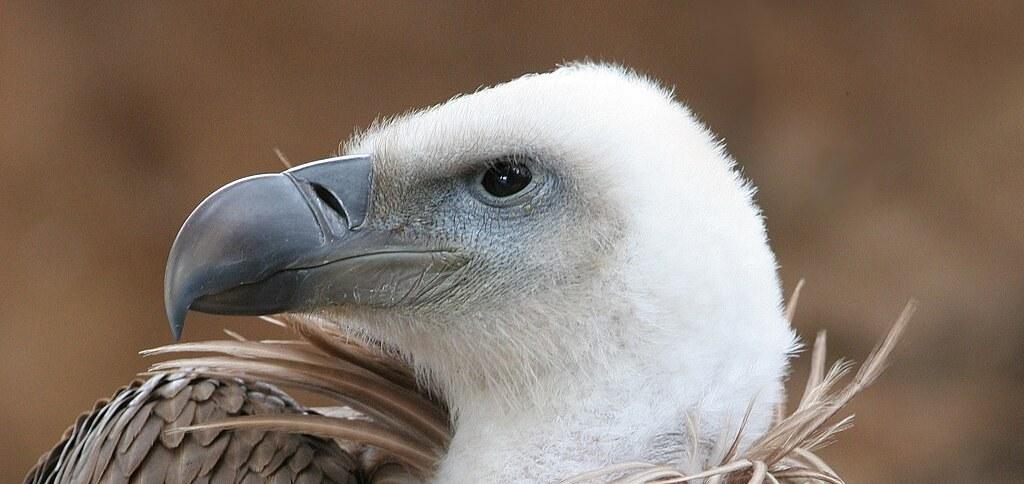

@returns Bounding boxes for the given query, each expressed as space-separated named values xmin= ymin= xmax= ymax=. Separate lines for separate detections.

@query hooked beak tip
xmin=169 ymin=320 xmax=183 ymax=341
xmin=166 ymin=292 xmax=188 ymax=341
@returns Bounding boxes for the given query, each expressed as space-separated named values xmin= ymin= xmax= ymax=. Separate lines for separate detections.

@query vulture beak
xmin=164 ymin=154 xmax=465 ymax=340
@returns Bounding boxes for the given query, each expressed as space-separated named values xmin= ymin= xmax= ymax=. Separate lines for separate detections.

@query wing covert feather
xmin=26 ymin=373 xmax=365 ymax=484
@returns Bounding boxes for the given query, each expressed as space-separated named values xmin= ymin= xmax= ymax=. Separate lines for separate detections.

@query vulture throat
xmin=164 ymin=63 xmax=796 ymax=483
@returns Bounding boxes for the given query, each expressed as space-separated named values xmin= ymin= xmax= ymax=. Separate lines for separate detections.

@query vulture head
xmin=165 ymin=63 xmax=796 ymax=482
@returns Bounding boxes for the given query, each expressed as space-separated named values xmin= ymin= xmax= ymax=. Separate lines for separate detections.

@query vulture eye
xmin=481 ymin=162 xmax=533 ymax=198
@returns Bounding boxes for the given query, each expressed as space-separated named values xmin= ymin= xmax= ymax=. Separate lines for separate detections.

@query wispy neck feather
xmin=422 ymin=290 xmax=794 ymax=483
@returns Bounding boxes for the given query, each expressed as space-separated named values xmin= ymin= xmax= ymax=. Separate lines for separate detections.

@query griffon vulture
xmin=29 ymin=63 xmax=796 ymax=483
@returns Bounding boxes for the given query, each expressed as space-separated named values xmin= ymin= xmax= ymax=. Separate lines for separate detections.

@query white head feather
xmin=331 ymin=63 xmax=797 ymax=483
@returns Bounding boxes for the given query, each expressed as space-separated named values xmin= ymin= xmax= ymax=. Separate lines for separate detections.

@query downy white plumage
xmin=326 ymin=63 xmax=798 ymax=483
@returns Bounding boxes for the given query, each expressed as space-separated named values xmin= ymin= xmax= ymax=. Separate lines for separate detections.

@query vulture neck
xmin=427 ymin=303 xmax=782 ymax=483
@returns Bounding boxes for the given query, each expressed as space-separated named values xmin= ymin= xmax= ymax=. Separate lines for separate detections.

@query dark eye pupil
xmin=481 ymin=162 xmax=532 ymax=198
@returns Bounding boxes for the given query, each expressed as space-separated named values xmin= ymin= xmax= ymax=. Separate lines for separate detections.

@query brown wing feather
xmin=25 ymin=373 xmax=364 ymax=484
xmin=28 ymin=315 xmax=448 ymax=483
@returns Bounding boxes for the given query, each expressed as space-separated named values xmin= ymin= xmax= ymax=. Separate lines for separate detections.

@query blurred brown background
xmin=2 ymin=2 xmax=1022 ymax=482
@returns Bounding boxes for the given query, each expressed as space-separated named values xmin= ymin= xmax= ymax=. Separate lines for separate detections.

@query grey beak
xmin=164 ymin=154 xmax=464 ymax=340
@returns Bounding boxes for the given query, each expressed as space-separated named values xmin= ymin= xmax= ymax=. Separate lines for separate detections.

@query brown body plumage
xmin=27 ymin=315 xmax=450 ymax=484
xmin=25 ymin=373 xmax=355 ymax=483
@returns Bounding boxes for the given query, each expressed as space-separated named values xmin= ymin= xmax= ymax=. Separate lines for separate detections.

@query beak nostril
xmin=311 ymin=183 xmax=346 ymax=220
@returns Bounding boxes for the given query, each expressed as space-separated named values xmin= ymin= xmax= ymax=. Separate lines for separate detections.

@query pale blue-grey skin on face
xmin=165 ymin=143 xmax=618 ymax=334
